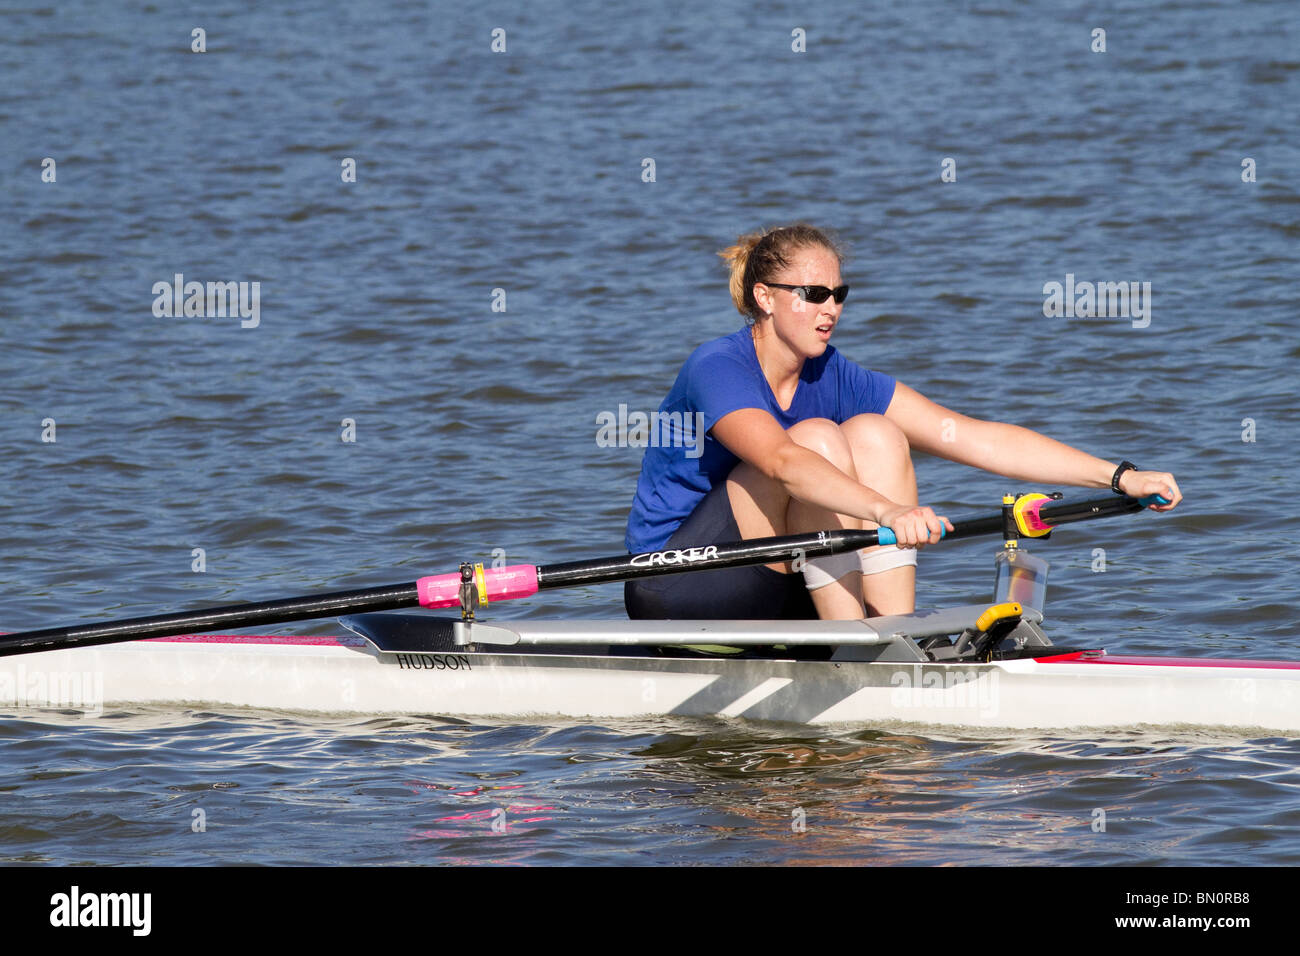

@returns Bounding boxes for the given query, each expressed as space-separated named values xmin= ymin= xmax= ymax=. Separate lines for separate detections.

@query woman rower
xmin=624 ymin=223 xmax=1181 ymax=621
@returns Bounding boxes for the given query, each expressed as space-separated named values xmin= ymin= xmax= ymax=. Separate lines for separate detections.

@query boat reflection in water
xmin=624 ymin=721 xmax=1270 ymax=865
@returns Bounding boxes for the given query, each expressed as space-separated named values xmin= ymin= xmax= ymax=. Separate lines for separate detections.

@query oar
xmin=0 ymin=492 xmax=1165 ymax=658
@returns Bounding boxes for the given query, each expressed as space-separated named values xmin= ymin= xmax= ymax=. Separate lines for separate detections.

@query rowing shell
xmin=3 ymin=607 xmax=1297 ymax=732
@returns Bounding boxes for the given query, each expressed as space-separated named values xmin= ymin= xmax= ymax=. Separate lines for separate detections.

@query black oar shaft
xmin=1038 ymin=493 xmax=1146 ymax=526
xmin=0 ymin=493 xmax=1156 ymax=658
xmin=537 ymin=493 xmax=1151 ymax=589
xmin=536 ymin=528 xmax=880 ymax=589
xmin=0 ymin=583 xmax=419 ymax=658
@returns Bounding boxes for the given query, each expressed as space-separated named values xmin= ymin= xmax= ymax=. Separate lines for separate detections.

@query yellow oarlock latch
xmin=975 ymin=602 xmax=1023 ymax=634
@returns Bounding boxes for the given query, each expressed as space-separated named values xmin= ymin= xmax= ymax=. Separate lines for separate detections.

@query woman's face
xmin=752 ymin=245 xmax=846 ymax=359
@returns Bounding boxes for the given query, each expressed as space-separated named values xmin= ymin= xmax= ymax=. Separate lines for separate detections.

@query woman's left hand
xmin=1118 ymin=469 xmax=1181 ymax=511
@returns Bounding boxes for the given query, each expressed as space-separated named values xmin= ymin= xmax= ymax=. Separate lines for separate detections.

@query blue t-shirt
xmin=625 ymin=326 xmax=897 ymax=552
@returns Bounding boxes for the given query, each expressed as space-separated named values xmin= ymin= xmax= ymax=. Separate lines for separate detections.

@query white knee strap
xmin=860 ymin=544 xmax=917 ymax=575
xmin=801 ymin=551 xmax=862 ymax=590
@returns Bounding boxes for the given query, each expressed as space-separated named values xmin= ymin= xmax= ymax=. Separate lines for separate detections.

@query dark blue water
xmin=1 ymin=0 xmax=1297 ymax=865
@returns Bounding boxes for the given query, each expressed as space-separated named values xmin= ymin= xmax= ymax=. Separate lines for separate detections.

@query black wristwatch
xmin=1111 ymin=461 xmax=1137 ymax=494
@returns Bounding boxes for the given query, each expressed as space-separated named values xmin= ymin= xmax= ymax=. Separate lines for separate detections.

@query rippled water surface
xmin=5 ymin=711 xmax=1298 ymax=866
xmin=1 ymin=0 xmax=1298 ymax=866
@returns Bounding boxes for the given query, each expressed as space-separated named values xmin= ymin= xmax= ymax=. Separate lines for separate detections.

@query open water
xmin=1 ymin=0 xmax=1297 ymax=869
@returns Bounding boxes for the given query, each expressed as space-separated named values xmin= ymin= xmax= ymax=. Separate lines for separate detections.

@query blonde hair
xmin=717 ymin=224 xmax=844 ymax=321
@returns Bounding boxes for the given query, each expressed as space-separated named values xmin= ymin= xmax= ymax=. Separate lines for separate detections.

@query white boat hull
xmin=4 ymin=627 xmax=1298 ymax=733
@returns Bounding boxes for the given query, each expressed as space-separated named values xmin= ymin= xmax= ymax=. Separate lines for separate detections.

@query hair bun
xmin=717 ymin=230 xmax=770 ymax=315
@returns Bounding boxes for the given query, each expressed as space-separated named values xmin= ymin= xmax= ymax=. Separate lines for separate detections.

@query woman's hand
xmin=1118 ymin=469 xmax=1182 ymax=511
xmin=876 ymin=503 xmax=954 ymax=548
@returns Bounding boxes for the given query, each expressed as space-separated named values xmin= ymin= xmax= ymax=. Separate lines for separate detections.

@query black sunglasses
xmin=763 ymin=282 xmax=850 ymax=304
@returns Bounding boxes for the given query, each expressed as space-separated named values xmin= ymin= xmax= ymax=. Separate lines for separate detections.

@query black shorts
xmin=624 ymin=482 xmax=816 ymax=620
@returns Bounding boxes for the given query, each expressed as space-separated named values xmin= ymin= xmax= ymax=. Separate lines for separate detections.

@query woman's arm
xmin=883 ymin=382 xmax=1182 ymax=509
xmin=711 ymin=407 xmax=951 ymax=545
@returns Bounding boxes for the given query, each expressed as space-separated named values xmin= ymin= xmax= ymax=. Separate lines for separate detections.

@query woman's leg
xmin=726 ymin=415 xmax=917 ymax=618
xmin=840 ymin=414 xmax=917 ymax=616
xmin=624 ymin=482 xmax=815 ymax=621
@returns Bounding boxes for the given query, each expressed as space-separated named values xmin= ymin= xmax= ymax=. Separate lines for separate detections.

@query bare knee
xmin=841 ymin=414 xmax=910 ymax=461
xmin=786 ymin=418 xmax=856 ymax=474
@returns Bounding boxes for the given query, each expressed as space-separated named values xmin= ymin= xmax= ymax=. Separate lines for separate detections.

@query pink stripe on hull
xmin=1036 ymin=651 xmax=1300 ymax=670
xmin=145 ymin=634 xmax=368 ymax=647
